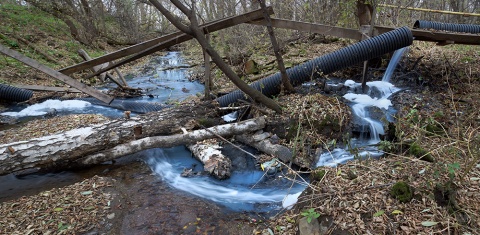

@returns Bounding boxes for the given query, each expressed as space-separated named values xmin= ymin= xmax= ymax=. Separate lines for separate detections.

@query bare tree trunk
xmin=148 ymin=0 xmax=282 ymax=113
xmin=356 ymin=0 xmax=374 ymax=27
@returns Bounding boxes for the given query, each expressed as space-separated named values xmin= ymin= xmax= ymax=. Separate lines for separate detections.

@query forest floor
xmin=0 ymin=4 xmax=479 ymax=234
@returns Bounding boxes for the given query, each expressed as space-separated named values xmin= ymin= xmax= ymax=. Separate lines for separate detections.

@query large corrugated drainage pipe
xmin=216 ymin=26 xmax=414 ymax=107
xmin=0 ymin=84 xmax=33 ymax=102
xmin=414 ymin=20 xmax=480 ymax=34
xmin=78 ymin=97 xmax=168 ymax=114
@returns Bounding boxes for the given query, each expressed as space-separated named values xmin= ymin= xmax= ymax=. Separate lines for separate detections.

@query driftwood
xmin=76 ymin=117 xmax=265 ymax=171
xmin=0 ymin=102 xmax=219 ymax=175
xmin=187 ymin=140 xmax=231 ymax=179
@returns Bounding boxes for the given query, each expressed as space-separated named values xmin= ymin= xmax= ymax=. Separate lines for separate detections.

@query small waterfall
xmin=382 ymin=47 xmax=409 ymax=83
xmin=317 ymin=47 xmax=408 ymax=167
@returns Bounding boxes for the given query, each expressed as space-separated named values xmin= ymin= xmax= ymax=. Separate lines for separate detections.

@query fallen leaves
xmin=0 ymin=114 xmax=109 ymax=145
xmin=0 ymin=176 xmax=112 ymax=234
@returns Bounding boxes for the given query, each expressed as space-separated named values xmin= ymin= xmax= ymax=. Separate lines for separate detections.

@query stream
xmin=0 ymin=52 xmax=306 ymax=232
xmin=0 ymin=48 xmax=409 ymax=232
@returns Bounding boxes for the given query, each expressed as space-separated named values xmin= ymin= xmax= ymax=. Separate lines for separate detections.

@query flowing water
xmin=0 ymin=52 xmax=306 ymax=214
xmin=317 ymin=47 xmax=409 ymax=167
xmin=0 ymin=47 xmax=408 ymax=219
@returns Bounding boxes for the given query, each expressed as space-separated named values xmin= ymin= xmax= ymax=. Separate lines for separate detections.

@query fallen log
xmin=235 ymin=131 xmax=293 ymax=163
xmin=187 ymin=140 xmax=231 ymax=179
xmin=0 ymin=112 xmax=265 ymax=176
xmin=0 ymin=102 xmax=222 ymax=175
xmin=76 ymin=117 xmax=265 ymax=167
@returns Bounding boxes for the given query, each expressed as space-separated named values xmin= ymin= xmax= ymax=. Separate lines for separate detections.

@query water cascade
xmin=317 ymin=47 xmax=409 ymax=167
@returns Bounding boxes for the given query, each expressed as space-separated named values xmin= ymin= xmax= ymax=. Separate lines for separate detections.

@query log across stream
xmin=0 ymin=52 xmax=306 ymax=213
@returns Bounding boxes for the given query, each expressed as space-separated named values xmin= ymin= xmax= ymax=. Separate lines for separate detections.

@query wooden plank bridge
xmin=1 ymin=6 xmax=478 ymax=97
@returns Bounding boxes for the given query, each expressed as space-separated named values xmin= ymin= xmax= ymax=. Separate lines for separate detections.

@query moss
xmin=390 ymin=181 xmax=414 ymax=203
xmin=196 ymin=118 xmax=217 ymax=128
xmin=409 ymin=142 xmax=435 ymax=162
xmin=311 ymin=169 xmax=326 ymax=182
xmin=425 ymin=123 xmax=444 ymax=136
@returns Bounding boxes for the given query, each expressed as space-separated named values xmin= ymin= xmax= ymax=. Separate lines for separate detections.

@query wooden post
xmin=360 ymin=2 xmax=377 ymax=93
xmin=78 ymin=49 xmax=126 ymax=88
xmin=204 ymin=34 xmax=211 ymax=100
xmin=258 ymin=0 xmax=294 ymax=93
xmin=0 ymin=44 xmax=113 ymax=104
xmin=360 ymin=25 xmax=371 ymax=93
xmin=114 ymin=67 xmax=129 ymax=87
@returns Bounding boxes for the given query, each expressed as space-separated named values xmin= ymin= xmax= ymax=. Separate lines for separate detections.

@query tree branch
xmin=148 ymin=0 xmax=192 ymax=34
xmin=149 ymin=0 xmax=282 ymax=113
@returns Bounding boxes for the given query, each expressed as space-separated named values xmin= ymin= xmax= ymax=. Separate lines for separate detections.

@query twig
xmin=218 ymin=105 xmax=250 ymax=111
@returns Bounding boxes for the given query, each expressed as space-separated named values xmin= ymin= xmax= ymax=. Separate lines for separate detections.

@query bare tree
xmin=149 ymin=0 xmax=282 ymax=113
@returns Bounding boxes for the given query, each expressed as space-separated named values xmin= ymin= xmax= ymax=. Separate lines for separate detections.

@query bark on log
xmin=235 ymin=131 xmax=292 ymax=163
xmin=187 ymin=140 xmax=231 ymax=179
xmin=76 ymin=117 xmax=265 ymax=167
xmin=0 ymin=102 xmax=221 ymax=175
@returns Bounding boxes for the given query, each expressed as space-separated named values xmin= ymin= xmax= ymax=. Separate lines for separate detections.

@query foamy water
xmin=145 ymin=147 xmax=307 ymax=212
xmin=1 ymin=100 xmax=91 ymax=117
xmin=317 ymin=47 xmax=409 ymax=167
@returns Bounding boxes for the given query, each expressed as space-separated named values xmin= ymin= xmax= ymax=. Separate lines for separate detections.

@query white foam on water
xmin=146 ymin=148 xmax=306 ymax=211
xmin=282 ymin=191 xmax=302 ymax=209
xmin=1 ymin=100 xmax=91 ymax=117
xmin=344 ymin=79 xmax=357 ymax=87
xmin=318 ymin=47 xmax=409 ymax=167
xmin=343 ymin=93 xmax=393 ymax=110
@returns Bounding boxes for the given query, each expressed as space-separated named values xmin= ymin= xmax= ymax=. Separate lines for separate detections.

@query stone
xmin=298 ymin=216 xmax=321 ymax=235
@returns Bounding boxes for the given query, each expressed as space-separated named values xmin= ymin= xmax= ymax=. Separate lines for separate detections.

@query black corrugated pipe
xmin=77 ymin=97 xmax=168 ymax=114
xmin=414 ymin=20 xmax=480 ymax=34
xmin=216 ymin=26 xmax=414 ymax=107
xmin=0 ymin=84 xmax=33 ymax=102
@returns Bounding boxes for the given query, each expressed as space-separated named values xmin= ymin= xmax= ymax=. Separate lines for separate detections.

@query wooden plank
xmin=0 ymin=45 xmax=114 ymax=104
xmin=85 ymin=7 xmax=275 ymax=79
xmin=378 ymin=4 xmax=480 ymax=17
xmin=59 ymin=7 xmax=273 ymax=75
xmin=250 ymin=18 xmax=480 ymax=45
xmin=375 ymin=26 xmax=480 ymax=45
xmin=248 ymin=18 xmax=363 ymax=40
xmin=15 ymin=85 xmax=81 ymax=93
